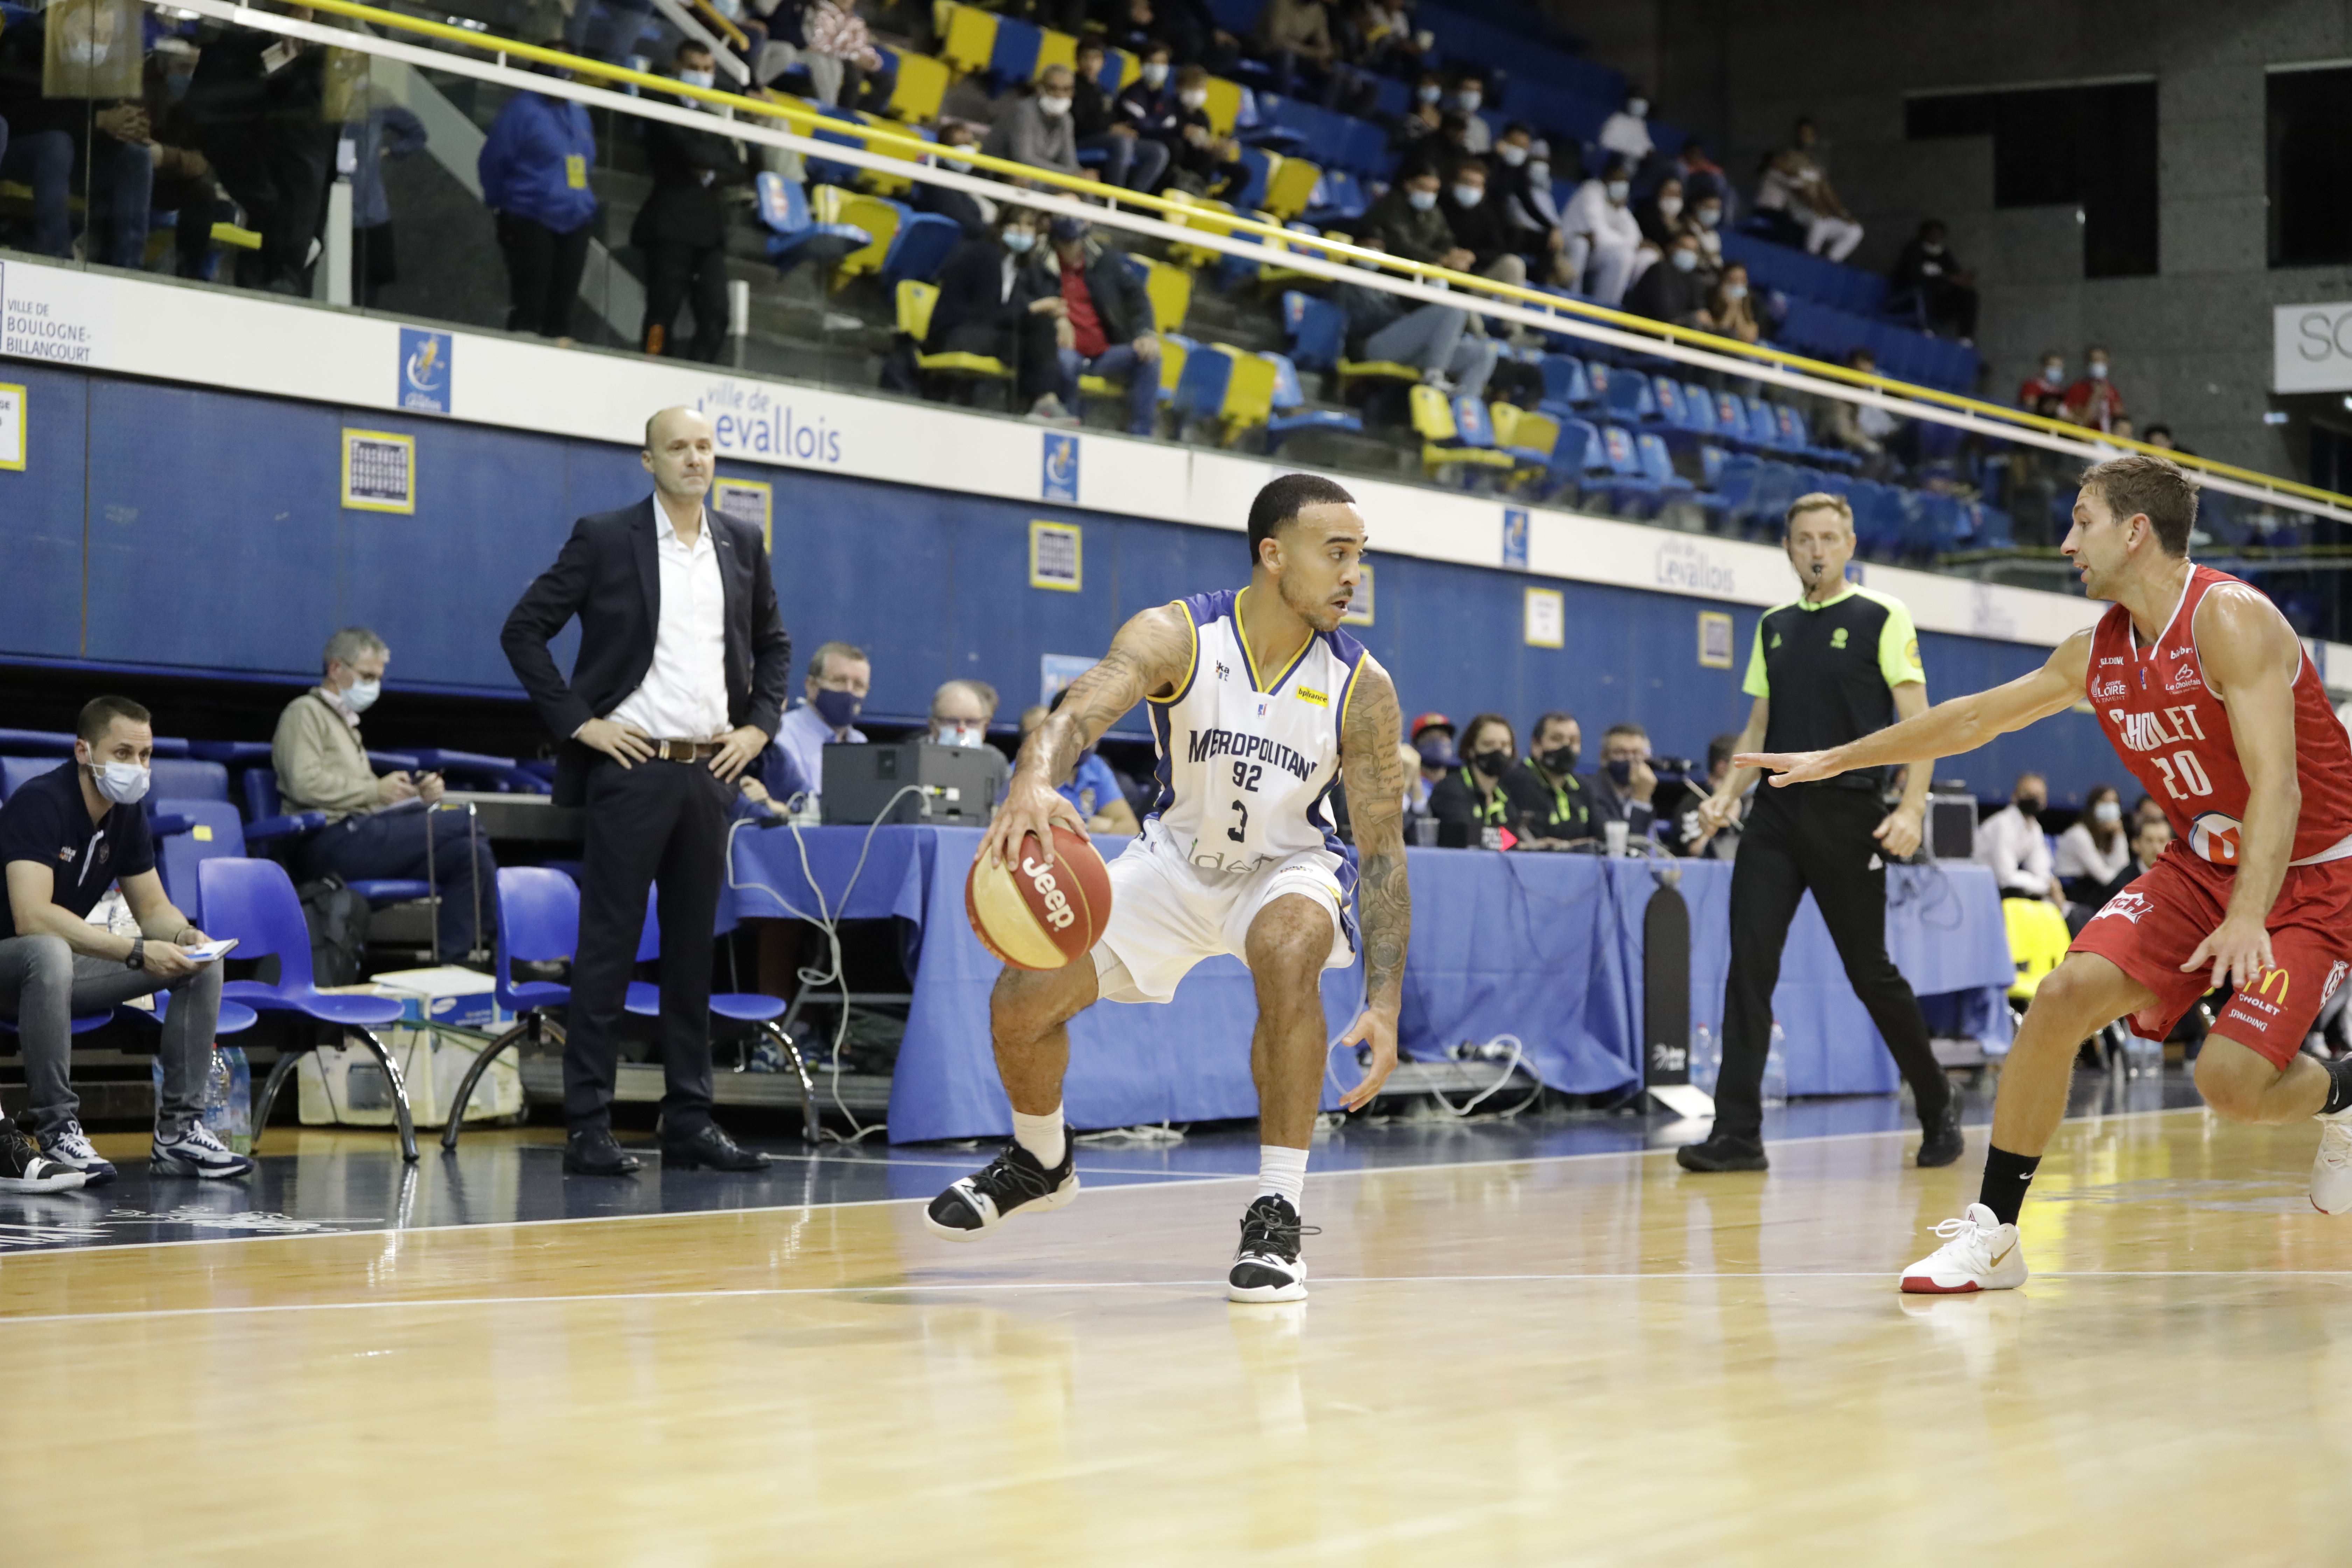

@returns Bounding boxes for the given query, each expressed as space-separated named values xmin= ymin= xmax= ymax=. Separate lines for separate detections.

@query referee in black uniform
xmin=1677 ymin=493 xmax=1962 ymax=1172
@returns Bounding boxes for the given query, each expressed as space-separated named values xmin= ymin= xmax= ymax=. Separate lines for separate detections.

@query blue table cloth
xmin=727 ymin=826 xmax=2015 ymax=1141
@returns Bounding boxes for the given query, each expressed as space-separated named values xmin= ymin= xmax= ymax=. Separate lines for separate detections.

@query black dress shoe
xmin=660 ymin=1124 xmax=772 ymax=1172
xmin=1917 ymin=1100 xmax=1966 ymax=1168
xmin=1675 ymin=1132 xmax=1770 ymax=1172
xmin=563 ymin=1127 xmax=644 ymax=1176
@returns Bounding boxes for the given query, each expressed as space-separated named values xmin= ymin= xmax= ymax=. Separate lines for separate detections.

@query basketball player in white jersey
xmin=925 ymin=474 xmax=1412 ymax=1303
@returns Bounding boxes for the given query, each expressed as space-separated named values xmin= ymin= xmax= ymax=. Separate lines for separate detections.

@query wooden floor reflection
xmin=10 ymin=1106 xmax=2352 ymax=1564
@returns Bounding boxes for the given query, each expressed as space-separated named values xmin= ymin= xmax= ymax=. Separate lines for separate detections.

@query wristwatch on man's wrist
xmin=126 ymin=938 xmax=146 ymax=971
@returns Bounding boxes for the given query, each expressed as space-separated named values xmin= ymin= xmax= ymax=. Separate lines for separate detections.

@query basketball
xmin=964 ymin=827 xmax=1113 ymax=970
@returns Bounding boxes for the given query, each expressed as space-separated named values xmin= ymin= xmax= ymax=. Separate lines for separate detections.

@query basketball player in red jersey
xmin=1737 ymin=455 xmax=2352 ymax=1292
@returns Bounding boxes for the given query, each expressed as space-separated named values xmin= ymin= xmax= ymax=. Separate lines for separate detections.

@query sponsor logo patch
xmin=2094 ymin=891 xmax=2154 ymax=925
xmin=1297 ymin=686 xmax=1329 ymax=708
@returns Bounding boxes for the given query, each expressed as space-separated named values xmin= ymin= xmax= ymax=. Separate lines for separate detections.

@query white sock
xmin=1011 ymin=1105 xmax=1066 ymax=1169
xmin=1256 ymin=1144 xmax=1308 ymax=1212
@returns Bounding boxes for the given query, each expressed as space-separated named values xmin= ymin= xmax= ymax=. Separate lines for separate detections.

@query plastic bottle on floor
xmin=1689 ymin=1024 xmax=1720 ymax=1096
xmin=1762 ymin=1022 xmax=1789 ymax=1109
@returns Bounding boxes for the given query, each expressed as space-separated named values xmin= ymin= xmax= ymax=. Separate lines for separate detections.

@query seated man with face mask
xmin=1499 ymin=711 xmax=1595 ymax=848
xmin=273 ymin=627 xmax=501 ymax=963
xmin=0 ymin=696 xmax=248 ymax=1186
xmin=1428 ymin=712 xmax=1518 ymax=849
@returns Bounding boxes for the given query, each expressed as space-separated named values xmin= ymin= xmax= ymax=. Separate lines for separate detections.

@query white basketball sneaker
xmin=1899 ymin=1203 xmax=2028 ymax=1294
xmin=2310 ymin=1107 xmax=2352 ymax=1215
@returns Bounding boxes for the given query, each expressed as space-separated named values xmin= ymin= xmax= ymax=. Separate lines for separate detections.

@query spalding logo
xmin=1021 ymin=855 xmax=1078 ymax=930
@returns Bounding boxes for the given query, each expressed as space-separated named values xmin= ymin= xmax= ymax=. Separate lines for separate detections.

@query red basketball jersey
xmin=2085 ymin=565 xmax=2352 ymax=866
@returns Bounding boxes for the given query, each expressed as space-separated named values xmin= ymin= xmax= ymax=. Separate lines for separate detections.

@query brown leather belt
xmin=648 ymin=739 xmax=723 ymax=762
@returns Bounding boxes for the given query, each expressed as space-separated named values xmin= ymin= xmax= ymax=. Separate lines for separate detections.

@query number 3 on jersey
xmin=1227 ymin=762 xmax=1263 ymax=842
xmin=2153 ymin=749 xmax=2213 ymax=802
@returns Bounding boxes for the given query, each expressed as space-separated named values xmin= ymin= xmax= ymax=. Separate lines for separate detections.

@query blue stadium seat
xmin=149 ymin=798 xmax=246 ymax=925
xmin=752 ymin=173 xmax=869 ymax=276
xmin=1539 ymin=354 xmax=1592 ymax=407
xmin=0 ymin=755 xmax=62 ymax=800
xmin=988 ymin=16 xmax=1043 ymax=82
xmin=150 ymin=759 xmax=229 ymax=801
xmin=880 ymin=212 xmax=964 ymax=285
xmin=1263 ymin=352 xmax=1362 ymax=452
xmin=1280 ymin=290 xmax=1345 ymax=371
xmin=0 ymin=729 xmax=75 ymax=755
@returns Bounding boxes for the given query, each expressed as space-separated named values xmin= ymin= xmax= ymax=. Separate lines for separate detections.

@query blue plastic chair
xmin=241 ymin=767 xmax=431 ymax=907
xmin=631 ymin=885 xmax=817 ymax=1142
xmin=1 ymin=755 xmax=63 ymax=800
xmin=199 ymin=856 xmax=418 ymax=1161
xmin=880 ymin=211 xmax=963 ymax=286
xmin=149 ymin=798 xmax=247 ymax=925
xmin=1539 ymin=355 xmax=1592 ymax=407
xmin=752 ymin=172 xmax=870 ymax=276
xmin=149 ymin=759 xmax=229 ymax=800
xmin=1280 ymin=290 xmax=1346 ymax=372
xmin=0 ymin=728 xmax=76 ymax=756
xmin=442 ymin=866 xmax=578 ymax=1150
xmin=1263 ymin=352 xmax=1361 ymax=451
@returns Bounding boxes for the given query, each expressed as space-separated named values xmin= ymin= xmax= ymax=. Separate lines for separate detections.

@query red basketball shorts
xmin=2069 ymin=845 xmax=2352 ymax=1069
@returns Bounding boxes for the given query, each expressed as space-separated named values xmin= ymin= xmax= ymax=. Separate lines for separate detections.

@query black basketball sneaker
xmin=1227 ymin=1194 xmax=1318 ymax=1303
xmin=924 ymin=1140 xmax=1079 ymax=1240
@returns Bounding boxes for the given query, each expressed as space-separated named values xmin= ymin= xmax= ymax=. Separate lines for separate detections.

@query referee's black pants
xmin=1716 ymin=786 xmax=1949 ymax=1141
xmin=564 ymin=755 xmax=731 ymax=1136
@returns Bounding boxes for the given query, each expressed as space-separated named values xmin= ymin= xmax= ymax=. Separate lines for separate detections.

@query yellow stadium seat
xmin=940 ymin=4 xmax=997 ymax=75
xmin=1103 ymin=47 xmax=1139 ymax=94
xmin=1337 ymin=356 xmax=1423 ymax=393
xmin=1209 ymin=344 xmax=1276 ymax=440
xmin=2003 ymin=897 xmax=2073 ymax=1002
xmin=886 ymin=50 xmax=950 ymax=123
xmin=819 ymin=188 xmax=904 ymax=286
xmin=899 ymin=281 xmax=1014 ymax=381
xmin=1157 ymin=336 xmax=1189 ymax=397
xmin=1035 ymin=28 xmax=1078 ymax=78
xmin=1140 ymin=257 xmax=1192 ymax=334
xmin=1413 ymin=385 xmax=1513 ymax=476
xmin=1264 ymin=157 xmax=1321 ymax=220
xmin=1200 ymin=75 xmax=1241 ymax=135
xmin=1164 ymin=196 xmax=1239 ymax=269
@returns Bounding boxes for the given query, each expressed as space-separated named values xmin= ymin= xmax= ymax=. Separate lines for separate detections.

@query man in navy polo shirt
xmin=0 ymin=695 xmax=252 ymax=1184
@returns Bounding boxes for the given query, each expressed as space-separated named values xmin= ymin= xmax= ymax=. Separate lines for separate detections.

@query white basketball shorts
xmin=1092 ymin=824 xmax=1355 ymax=1005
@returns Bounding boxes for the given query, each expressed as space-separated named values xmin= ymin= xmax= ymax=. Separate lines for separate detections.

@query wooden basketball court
xmin=7 ymin=1105 xmax=2346 ymax=1563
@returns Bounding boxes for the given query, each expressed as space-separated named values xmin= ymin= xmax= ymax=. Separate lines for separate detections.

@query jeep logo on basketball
xmin=1021 ymin=855 xmax=1078 ymax=929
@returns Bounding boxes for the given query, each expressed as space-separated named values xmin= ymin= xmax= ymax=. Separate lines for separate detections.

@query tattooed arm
xmin=1335 ymin=655 xmax=1409 ymax=1112
xmin=982 ymin=602 xmax=1197 ymax=868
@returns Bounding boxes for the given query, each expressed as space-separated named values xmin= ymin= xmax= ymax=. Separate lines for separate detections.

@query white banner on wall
xmin=0 ymin=257 xmax=2106 ymax=649
xmin=2275 ymin=301 xmax=2352 ymax=394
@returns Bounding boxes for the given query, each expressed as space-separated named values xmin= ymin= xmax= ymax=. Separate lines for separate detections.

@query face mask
xmin=2093 ymin=801 xmax=2122 ymax=825
xmin=1417 ymin=83 xmax=1441 ymax=104
xmin=1528 ymin=162 xmax=1549 ymax=183
xmin=1469 ymin=748 xmax=1508 ymax=777
xmin=1695 ymin=205 xmax=1720 ymax=228
xmin=940 ymin=155 xmax=973 ymax=172
xmin=1407 ymin=188 xmax=1437 ymax=211
xmin=1141 ymin=62 xmax=1168 ymax=86
xmin=2043 ymin=366 xmax=2063 ymax=385
xmin=2016 ymin=794 xmax=2045 ymax=818
xmin=1722 ymin=282 xmax=1747 ymax=301
xmin=1355 ymin=255 xmax=1383 ymax=270
xmin=1451 ymin=184 xmax=1482 ymax=208
xmin=1497 ymin=142 xmax=1527 ymax=167
xmin=1538 ymin=744 xmax=1578 ymax=775
xmin=1605 ymin=180 xmax=1629 ymax=202
xmin=2088 ymin=362 xmax=2108 ymax=380
xmin=1416 ymin=736 xmax=1455 ymax=769
xmin=813 ymin=687 xmax=862 ymax=730
xmin=90 ymin=760 xmax=149 ymax=807
xmin=1038 ymin=95 xmax=1071 ymax=117
xmin=1626 ymin=98 xmax=1649 ymax=118
xmin=1002 ymin=227 xmax=1036 ymax=253
xmin=344 ymin=678 xmax=382 ymax=713
xmin=933 ymin=722 xmax=986 ymax=748
xmin=1670 ymin=247 xmax=1697 ymax=272
xmin=1180 ymin=88 xmax=1208 ymax=109
xmin=1456 ymin=90 xmax=1481 ymax=112
xmin=677 ymin=68 xmax=715 ymax=89
xmin=1606 ymin=759 xmax=1637 ymax=786
xmin=1657 ymin=196 xmax=1682 ymax=219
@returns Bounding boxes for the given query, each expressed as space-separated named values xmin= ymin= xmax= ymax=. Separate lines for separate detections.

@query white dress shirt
xmin=773 ymin=700 xmax=867 ymax=799
xmin=1976 ymin=804 xmax=2057 ymax=897
xmin=2056 ymin=822 xmax=2133 ymax=887
xmin=608 ymin=505 xmax=728 ymax=741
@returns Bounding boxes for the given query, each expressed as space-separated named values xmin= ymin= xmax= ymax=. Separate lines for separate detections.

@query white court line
xmin=1 ymin=1105 xmax=2205 ymax=1258
xmin=4 ymin=1263 xmax=2343 ymax=1328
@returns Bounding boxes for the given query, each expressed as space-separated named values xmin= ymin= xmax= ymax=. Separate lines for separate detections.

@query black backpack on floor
xmin=295 ymin=876 xmax=371 ymax=988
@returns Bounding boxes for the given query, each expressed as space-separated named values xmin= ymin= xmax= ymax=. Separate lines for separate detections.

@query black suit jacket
xmin=501 ymin=497 xmax=793 ymax=805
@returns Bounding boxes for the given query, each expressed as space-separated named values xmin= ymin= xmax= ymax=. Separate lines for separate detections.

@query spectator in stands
xmin=1165 ymin=65 xmax=1244 ymax=197
xmin=185 ymin=13 xmax=333 ymax=294
xmin=1493 ymin=127 xmax=1563 ymax=276
xmin=343 ymin=93 xmax=426 ymax=309
xmin=0 ymin=696 xmax=249 ymax=1185
xmin=1067 ymin=40 xmax=1162 ymax=192
xmin=480 ymin=62 xmax=600 ymax=344
xmin=1674 ymin=138 xmax=1729 ymax=215
xmin=1363 ymin=157 xmax=1474 ymax=272
xmin=924 ymin=206 xmax=1065 ymax=413
xmin=772 ymin=639 xmax=870 ymax=806
xmin=1706 ymin=260 xmax=1758 ymax=343
xmin=2145 ymin=422 xmax=2182 ymax=451
xmin=141 ymin=38 xmax=225 ymax=282
xmin=0 ymin=3 xmax=152 ymax=271
xmin=985 ymin=64 xmax=1089 ymax=184
xmin=1890 ymin=219 xmax=1977 ymax=344
xmin=802 ymin=0 xmax=894 ymax=110
xmin=2019 ymin=350 xmax=2066 ymax=409
xmin=1138 ymin=0 xmax=1242 ymax=72
xmin=1437 ymin=157 xmax=1524 ymax=285
xmin=2057 ymin=783 xmax=2132 ymax=909
xmin=1588 ymin=722 xmax=1657 ymax=839
xmin=929 ymin=679 xmax=999 ymax=747
xmin=1825 ymin=346 xmax=1898 ymax=468
xmin=1597 ymin=89 xmax=1653 ymax=166
xmin=1429 ymin=713 xmax=1515 ymax=848
xmin=1039 ymin=688 xmax=1141 ymax=832
xmin=2130 ymin=813 xmax=2172 ymax=877
xmin=1116 ymin=43 xmax=1183 ymax=177
xmin=1447 ymin=71 xmax=1490 ymax=152
xmin=1635 ymin=176 xmax=1685 ymax=248
xmin=1041 ymin=218 xmax=1162 ymax=436
xmin=272 ymin=628 xmax=501 ymax=965
xmin=2106 ymin=415 xmax=2137 ymax=449
xmin=1409 ymin=712 xmax=1455 ymax=815
xmin=2062 ymin=345 xmax=2125 ymax=434
xmin=1559 ymin=156 xmax=1643 ymax=305
xmin=1755 ymin=116 xmax=1861 ymax=262
xmin=1330 ymin=227 xmax=1499 ymax=397
xmin=1359 ymin=0 xmax=1426 ymax=75
xmin=1625 ymin=228 xmax=1709 ymax=328
xmin=1255 ymin=0 xmax=1346 ymax=111
xmin=1499 ymin=712 xmax=1593 ymax=847
xmin=634 ymin=42 xmax=749 ymax=362
xmin=1670 ymin=734 xmax=1745 ymax=858
xmin=1976 ymin=772 xmax=2062 ymax=904
xmin=1386 ymin=69 xmax=1445 ymax=149
xmin=913 ymin=122 xmax=996 ymax=237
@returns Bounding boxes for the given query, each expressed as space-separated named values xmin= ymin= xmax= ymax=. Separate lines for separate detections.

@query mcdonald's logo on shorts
xmin=2256 ymin=966 xmax=2291 ymax=1007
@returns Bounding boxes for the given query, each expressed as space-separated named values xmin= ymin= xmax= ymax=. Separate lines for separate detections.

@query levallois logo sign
xmin=398 ymin=326 xmax=452 ymax=414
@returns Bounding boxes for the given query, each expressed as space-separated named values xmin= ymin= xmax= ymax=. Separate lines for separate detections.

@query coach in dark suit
xmin=501 ymin=405 xmax=792 ymax=1175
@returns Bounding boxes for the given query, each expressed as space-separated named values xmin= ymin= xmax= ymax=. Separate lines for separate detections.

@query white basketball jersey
xmin=1142 ymin=588 xmax=1371 ymax=876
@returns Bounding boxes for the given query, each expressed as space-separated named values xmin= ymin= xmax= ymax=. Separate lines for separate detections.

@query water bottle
xmin=1689 ymin=1024 xmax=1720 ymax=1095
xmin=217 ymin=1046 xmax=253 ymax=1152
xmin=1761 ymin=1022 xmax=1789 ymax=1108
